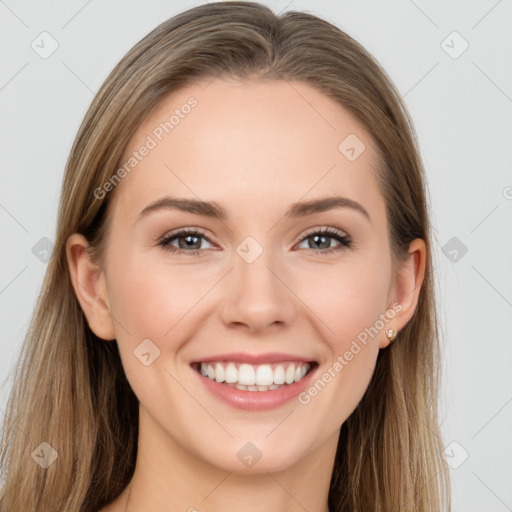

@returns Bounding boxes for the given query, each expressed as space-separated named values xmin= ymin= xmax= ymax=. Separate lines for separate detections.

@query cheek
xmin=107 ymin=245 xmax=391 ymax=353
xmin=291 ymin=258 xmax=391 ymax=348
xmin=293 ymin=265 xmax=386 ymax=430
xmin=107 ymin=257 xmax=206 ymax=342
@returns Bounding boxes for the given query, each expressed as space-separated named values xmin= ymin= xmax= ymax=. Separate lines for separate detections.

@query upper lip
xmin=189 ymin=352 xmax=317 ymax=365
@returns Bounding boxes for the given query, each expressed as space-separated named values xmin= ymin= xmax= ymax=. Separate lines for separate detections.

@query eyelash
xmin=157 ymin=226 xmax=352 ymax=257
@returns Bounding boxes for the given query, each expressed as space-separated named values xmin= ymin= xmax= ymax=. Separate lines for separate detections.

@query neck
xmin=118 ymin=405 xmax=337 ymax=512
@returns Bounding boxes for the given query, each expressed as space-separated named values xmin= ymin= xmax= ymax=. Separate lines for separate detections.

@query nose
xmin=218 ymin=247 xmax=296 ymax=334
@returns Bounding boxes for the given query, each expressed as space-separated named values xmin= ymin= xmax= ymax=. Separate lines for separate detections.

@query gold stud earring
xmin=386 ymin=328 xmax=397 ymax=342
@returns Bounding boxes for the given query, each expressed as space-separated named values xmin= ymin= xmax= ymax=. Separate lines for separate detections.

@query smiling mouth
xmin=191 ymin=360 xmax=318 ymax=391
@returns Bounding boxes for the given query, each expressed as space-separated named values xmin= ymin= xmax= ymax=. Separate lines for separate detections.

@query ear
xmin=380 ymin=238 xmax=427 ymax=349
xmin=66 ymin=233 xmax=116 ymax=341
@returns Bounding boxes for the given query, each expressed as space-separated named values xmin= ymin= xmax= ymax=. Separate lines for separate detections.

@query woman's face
xmin=70 ymin=78 xmax=423 ymax=474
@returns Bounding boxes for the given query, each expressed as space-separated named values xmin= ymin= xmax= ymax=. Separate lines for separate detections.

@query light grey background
xmin=1 ymin=1 xmax=511 ymax=510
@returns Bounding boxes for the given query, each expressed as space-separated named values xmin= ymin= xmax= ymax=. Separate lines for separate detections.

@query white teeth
xmin=255 ymin=364 xmax=274 ymax=386
xmin=228 ymin=383 xmax=280 ymax=391
xmin=238 ymin=364 xmax=256 ymax=386
xmin=274 ymin=365 xmax=285 ymax=385
xmin=285 ymin=365 xmax=295 ymax=384
xmin=196 ymin=361 xmax=312 ymax=388
xmin=225 ymin=363 xmax=237 ymax=383
xmin=214 ymin=363 xmax=225 ymax=383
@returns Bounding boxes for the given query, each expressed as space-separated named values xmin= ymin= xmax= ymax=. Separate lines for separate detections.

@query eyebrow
xmin=136 ymin=195 xmax=371 ymax=224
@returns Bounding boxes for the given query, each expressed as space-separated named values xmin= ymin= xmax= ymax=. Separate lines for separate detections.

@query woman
xmin=0 ymin=2 xmax=451 ymax=511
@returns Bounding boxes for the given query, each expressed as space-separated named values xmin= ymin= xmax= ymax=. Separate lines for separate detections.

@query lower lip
xmin=191 ymin=363 xmax=318 ymax=411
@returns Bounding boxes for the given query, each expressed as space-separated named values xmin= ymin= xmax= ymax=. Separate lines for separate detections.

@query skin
xmin=66 ymin=78 xmax=426 ymax=512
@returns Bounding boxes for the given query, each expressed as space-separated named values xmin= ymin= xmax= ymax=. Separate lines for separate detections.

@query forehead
xmin=110 ymin=78 xmax=385 ymax=226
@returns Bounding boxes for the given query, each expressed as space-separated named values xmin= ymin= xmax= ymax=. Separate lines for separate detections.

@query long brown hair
xmin=0 ymin=2 xmax=451 ymax=510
